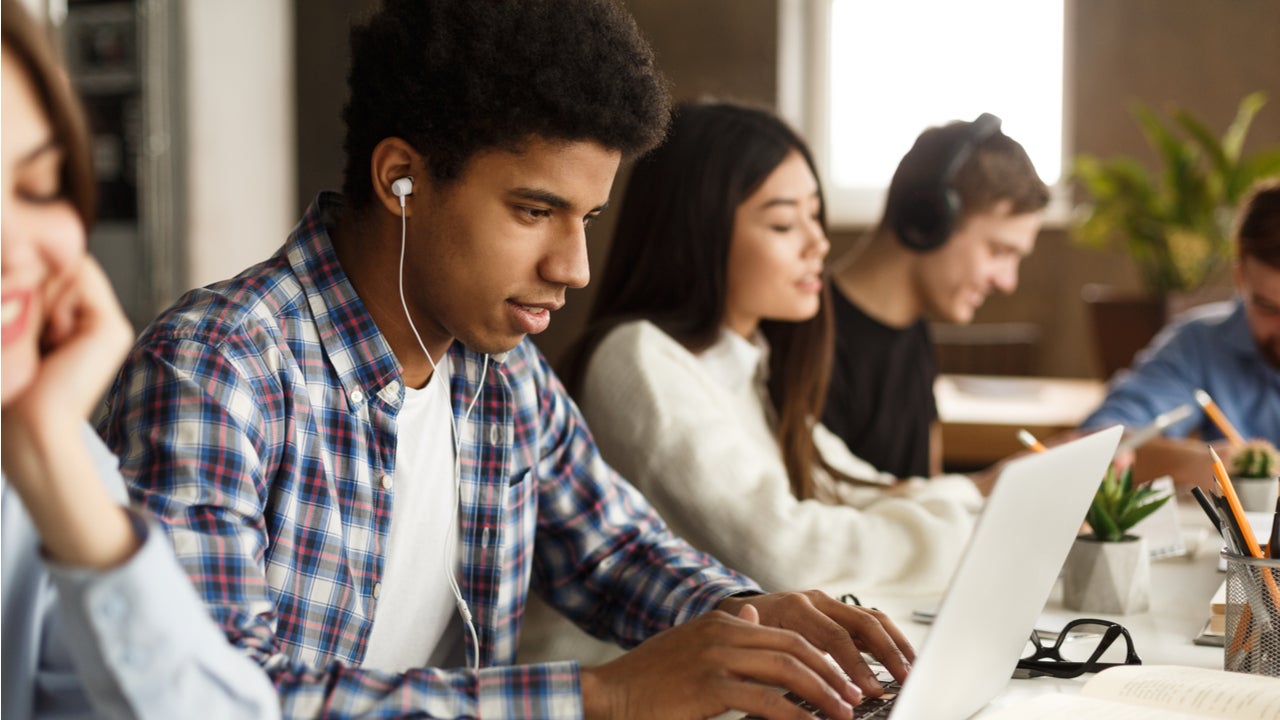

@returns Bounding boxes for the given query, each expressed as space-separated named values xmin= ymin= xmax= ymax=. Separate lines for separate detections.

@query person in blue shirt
xmin=1 ymin=1 xmax=279 ymax=717
xmin=97 ymin=1 xmax=915 ymax=719
xmin=1080 ymin=178 xmax=1280 ymax=486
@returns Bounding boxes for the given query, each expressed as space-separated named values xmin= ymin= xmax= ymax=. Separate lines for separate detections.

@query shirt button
xmin=387 ymin=380 xmax=401 ymax=395
xmin=489 ymin=424 xmax=501 ymax=445
xmin=373 ymin=582 xmax=382 ymax=599
xmin=381 ymin=474 xmax=393 ymax=490
xmin=351 ymin=388 xmax=365 ymax=404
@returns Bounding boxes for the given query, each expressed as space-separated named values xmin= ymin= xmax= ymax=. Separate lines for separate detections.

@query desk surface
xmin=936 ymin=374 xmax=1107 ymax=469
xmin=858 ymin=500 xmax=1223 ymax=717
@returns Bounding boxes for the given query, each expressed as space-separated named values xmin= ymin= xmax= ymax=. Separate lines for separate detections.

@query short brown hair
xmin=1235 ymin=178 xmax=1280 ymax=269
xmin=883 ymin=119 xmax=1050 ymax=244
xmin=2 ymin=0 xmax=95 ymax=228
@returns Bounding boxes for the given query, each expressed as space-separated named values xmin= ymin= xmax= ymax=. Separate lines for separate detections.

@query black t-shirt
xmin=823 ymin=287 xmax=937 ymax=478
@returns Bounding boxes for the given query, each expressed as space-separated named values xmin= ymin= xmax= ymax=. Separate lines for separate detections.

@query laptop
xmin=747 ymin=425 xmax=1124 ymax=720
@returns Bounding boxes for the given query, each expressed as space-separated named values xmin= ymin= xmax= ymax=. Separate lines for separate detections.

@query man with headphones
xmin=98 ymin=1 xmax=915 ymax=718
xmin=824 ymin=116 xmax=1050 ymax=481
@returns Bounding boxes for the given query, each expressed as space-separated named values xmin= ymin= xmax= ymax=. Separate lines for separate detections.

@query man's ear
xmin=370 ymin=137 xmax=422 ymax=218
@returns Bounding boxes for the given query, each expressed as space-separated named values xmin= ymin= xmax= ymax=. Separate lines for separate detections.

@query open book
xmin=982 ymin=665 xmax=1280 ymax=719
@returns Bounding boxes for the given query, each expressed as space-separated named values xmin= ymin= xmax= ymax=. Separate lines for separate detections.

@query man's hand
xmin=718 ymin=591 xmax=914 ymax=693
xmin=580 ymin=590 xmax=915 ymax=720
xmin=1132 ymin=436 xmax=1231 ymax=492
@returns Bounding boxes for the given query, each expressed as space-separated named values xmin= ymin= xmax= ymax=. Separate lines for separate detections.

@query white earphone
xmin=393 ymin=174 xmax=488 ymax=671
xmin=391 ymin=176 xmax=414 ymax=207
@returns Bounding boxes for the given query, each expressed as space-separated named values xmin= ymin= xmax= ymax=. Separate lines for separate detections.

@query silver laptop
xmin=750 ymin=425 xmax=1124 ymax=720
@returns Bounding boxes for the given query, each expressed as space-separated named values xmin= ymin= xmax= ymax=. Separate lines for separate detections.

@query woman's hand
xmin=14 ymin=256 xmax=132 ymax=425
xmin=2 ymin=257 xmax=138 ymax=569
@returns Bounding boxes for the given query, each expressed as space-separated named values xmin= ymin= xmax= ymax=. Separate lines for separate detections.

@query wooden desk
xmin=935 ymin=374 xmax=1107 ymax=469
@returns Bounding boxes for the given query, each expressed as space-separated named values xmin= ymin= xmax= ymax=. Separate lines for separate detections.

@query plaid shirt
xmin=99 ymin=192 xmax=757 ymax=719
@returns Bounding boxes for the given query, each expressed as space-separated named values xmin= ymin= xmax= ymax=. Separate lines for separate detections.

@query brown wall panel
xmin=293 ymin=1 xmax=1280 ymax=379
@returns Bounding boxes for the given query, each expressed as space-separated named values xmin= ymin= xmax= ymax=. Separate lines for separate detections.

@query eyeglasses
xmin=1015 ymin=618 xmax=1142 ymax=679
xmin=839 ymin=593 xmax=883 ymax=613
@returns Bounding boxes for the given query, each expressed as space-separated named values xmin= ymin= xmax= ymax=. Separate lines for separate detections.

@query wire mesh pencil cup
xmin=1222 ymin=552 xmax=1280 ymax=676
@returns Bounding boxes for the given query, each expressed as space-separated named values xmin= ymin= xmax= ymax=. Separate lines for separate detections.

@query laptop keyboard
xmin=745 ymin=673 xmax=901 ymax=719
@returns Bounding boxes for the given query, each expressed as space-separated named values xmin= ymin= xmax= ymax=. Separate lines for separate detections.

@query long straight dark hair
xmin=561 ymin=99 xmax=834 ymax=499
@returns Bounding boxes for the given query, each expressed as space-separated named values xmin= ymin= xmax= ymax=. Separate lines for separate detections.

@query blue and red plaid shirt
xmin=98 ymin=192 xmax=757 ymax=719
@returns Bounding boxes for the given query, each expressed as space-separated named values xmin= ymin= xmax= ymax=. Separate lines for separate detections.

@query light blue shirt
xmin=0 ymin=424 xmax=280 ymax=720
xmin=1080 ymin=299 xmax=1280 ymax=443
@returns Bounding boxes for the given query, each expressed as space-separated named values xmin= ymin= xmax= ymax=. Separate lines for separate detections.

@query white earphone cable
xmin=398 ymin=198 xmax=486 ymax=672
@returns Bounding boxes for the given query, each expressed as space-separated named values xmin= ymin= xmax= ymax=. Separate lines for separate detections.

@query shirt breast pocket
xmin=504 ymin=468 xmax=537 ymax=547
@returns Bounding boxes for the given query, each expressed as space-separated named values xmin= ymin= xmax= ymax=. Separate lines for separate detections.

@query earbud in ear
xmin=391 ymin=176 xmax=414 ymax=207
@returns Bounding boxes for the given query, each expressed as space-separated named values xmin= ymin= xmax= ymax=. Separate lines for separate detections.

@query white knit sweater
xmin=517 ymin=321 xmax=984 ymax=666
xmin=576 ymin=319 xmax=982 ymax=595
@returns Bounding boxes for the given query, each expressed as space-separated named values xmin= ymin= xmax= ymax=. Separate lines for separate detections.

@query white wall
xmin=185 ymin=0 xmax=296 ymax=288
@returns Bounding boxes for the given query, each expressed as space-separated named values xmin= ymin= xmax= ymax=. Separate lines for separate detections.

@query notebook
xmin=745 ymin=425 xmax=1124 ymax=720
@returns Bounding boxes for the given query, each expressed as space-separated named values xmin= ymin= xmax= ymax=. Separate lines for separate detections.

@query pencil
xmin=1016 ymin=429 xmax=1047 ymax=453
xmin=1270 ymin=497 xmax=1280 ymax=560
xmin=1212 ymin=446 xmax=1264 ymax=558
xmin=1195 ymin=389 xmax=1246 ymax=448
xmin=1116 ymin=404 xmax=1194 ymax=453
xmin=1212 ymin=446 xmax=1280 ymax=635
xmin=1190 ymin=486 xmax=1224 ymax=536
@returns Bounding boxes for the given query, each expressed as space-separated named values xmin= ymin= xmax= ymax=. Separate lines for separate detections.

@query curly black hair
xmin=340 ymin=0 xmax=671 ymax=208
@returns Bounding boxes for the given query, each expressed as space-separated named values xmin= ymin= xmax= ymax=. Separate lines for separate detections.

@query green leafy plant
xmin=1072 ymin=91 xmax=1280 ymax=295
xmin=1084 ymin=466 xmax=1173 ymax=542
xmin=1229 ymin=439 xmax=1280 ymax=479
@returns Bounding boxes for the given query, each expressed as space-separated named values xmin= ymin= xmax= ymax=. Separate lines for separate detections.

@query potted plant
xmin=1071 ymin=91 xmax=1280 ymax=378
xmin=1061 ymin=466 xmax=1173 ymax=614
xmin=1228 ymin=439 xmax=1280 ymax=514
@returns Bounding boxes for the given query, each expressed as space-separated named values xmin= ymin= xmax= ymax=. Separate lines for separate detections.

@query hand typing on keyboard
xmin=580 ymin=590 xmax=915 ymax=720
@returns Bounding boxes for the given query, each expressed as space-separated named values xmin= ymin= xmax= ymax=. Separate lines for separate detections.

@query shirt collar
xmin=285 ymin=191 xmax=404 ymax=405
xmin=696 ymin=327 xmax=771 ymax=391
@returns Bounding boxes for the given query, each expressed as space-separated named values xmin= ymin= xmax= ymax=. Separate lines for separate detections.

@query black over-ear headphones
xmin=892 ymin=113 xmax=1002 ymax=252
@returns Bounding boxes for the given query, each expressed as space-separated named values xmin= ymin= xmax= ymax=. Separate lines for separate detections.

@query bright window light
xmin=786 ymin=0 xmax=1067 ymax=225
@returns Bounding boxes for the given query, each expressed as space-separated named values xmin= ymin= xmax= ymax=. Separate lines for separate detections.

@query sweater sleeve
xmin=47 ymin=512 xmax=282 ymax=720
xmin=579 ymin=323 xmax=979 ymax=597
xmin=37 ymin=427 xmax=281 ymax=720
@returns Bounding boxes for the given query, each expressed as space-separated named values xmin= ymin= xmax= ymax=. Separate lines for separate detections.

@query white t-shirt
xmin=362 ymin=357 xmax=466 ymax=671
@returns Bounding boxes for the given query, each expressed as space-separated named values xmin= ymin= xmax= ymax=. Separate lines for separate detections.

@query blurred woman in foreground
xmin=1 ymin=1 xmax=278 ymax=716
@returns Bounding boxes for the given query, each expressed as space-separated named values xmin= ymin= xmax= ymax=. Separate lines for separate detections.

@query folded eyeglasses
xmin=1014 ymin=618 xmax=1142 ymax=679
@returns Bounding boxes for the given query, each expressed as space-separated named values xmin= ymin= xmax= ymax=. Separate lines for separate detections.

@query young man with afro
xmin=98 ymin=1 xmax=913 ymax=718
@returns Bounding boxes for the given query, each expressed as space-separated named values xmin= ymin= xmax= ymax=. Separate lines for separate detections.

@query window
xmin=778 ymin=0 xmax=1070 ymax=227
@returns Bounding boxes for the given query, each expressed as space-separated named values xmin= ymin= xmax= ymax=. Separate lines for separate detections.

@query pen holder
xmin=1222 ymin=552 xmax=1280 ymax=676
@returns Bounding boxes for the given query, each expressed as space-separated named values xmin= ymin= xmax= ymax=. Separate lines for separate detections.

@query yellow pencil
xmin=1213 ymin=445 xmax=1280 ymax=656
xmin=1212 ymin=446 xmax=1264 ymax=557
xmin=1016 ymin=429 xmax=1047 ymax=453
xmin=1196 ymin=389 xmax=1246 ymax=448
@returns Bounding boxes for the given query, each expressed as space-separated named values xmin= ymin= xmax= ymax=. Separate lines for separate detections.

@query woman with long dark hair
xmin=1 ymin=2 xmax=278 ymax=716
xmin=561 ymin=100 xmax=982 ymax=595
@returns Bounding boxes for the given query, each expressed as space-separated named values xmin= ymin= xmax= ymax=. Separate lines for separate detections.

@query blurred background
xmin=24 ymin=0 xmax=1280 ymax=381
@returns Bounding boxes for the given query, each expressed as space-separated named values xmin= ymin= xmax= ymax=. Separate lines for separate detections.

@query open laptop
xmin=750 ymin=425 xmax=1124 ymax=720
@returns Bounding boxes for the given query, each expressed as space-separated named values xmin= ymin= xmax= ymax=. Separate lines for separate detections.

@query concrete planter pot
xmin=1061 ymin=535 xmax=1150 ymax=615
xmin=1233 ymin=475 xmax=1280 ymax=514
